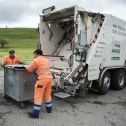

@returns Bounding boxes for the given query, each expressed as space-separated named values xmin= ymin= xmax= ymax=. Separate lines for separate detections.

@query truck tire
xmin=111 ymin=69 xmax=126 ymax=90
xmin=99 ymin=71 xmax=111 ymax=95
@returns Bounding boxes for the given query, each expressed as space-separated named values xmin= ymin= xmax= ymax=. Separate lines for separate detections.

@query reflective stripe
xmin=39 ymin=68 xmax=50 ymax=70
xmin=46 ymin=103 xmax=52 ymax=107
xmin=36 ymin=67 xmax=52 ymax=77
xmin=34 ymin=104 xmax=41 ymax=107
xmin=37 ymin=68 xmax=50 ymax=73
xmin=38 ymin=73 xmax=52 ymax=76
xmin=33 ymin=106 xmax=41 ymax=110
xmin=46 ymin=101 xmax=52 ymax=104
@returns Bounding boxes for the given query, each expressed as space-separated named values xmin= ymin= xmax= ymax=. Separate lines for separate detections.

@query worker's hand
xmin=0 ymin=63 xmax=5 ymax=68
xmin=18 ymin=61 xmax=24 ymax=65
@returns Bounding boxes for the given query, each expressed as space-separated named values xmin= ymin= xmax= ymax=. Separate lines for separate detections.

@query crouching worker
xmin=1 ymin=50 xmax=22 ymax=67
xmin=25 ymin=49 xmax=53 ymax=118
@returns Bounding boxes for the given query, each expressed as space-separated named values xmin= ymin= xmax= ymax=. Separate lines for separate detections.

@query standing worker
xmin=1 ymin=50 xmax=22 ymax=67
xmin=25 ymin=49 xmax=53 ymax=118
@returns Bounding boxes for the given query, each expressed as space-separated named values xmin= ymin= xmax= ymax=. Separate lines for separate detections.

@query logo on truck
xmin=111 ymin=41 xmax=120 ymax=60
xmin=112 ymin=42 xmax=120 ymax=54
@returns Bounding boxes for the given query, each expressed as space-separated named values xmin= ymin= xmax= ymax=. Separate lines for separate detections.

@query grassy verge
xmin=0 ymin=28 xmax=38 ymax=69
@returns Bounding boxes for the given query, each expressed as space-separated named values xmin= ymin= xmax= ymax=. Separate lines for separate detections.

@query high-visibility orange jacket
xmin=26 ymin=56 xmax=52 ymax=79
xmin=2 ymin=55 xmax=22 ymax=65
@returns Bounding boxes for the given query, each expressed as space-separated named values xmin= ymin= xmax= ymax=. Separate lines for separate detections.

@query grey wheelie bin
xmin=4 ymin=65 xmax=37 ymax=108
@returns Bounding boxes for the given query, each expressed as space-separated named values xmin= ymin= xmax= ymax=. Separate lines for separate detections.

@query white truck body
xmin=39 ymin=5 xmax=126 ymax=97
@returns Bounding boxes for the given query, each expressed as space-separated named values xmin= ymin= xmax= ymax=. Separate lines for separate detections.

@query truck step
xmin=54 ymin=92 xmax=71 ymax=98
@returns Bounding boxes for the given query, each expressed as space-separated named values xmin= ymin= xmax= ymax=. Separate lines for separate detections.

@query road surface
xmin=0 ymin=71 xmax=126 ymax=126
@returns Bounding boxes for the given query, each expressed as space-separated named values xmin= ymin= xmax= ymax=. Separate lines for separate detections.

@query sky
xmin=0 ymin=0 xmax=126 ymax=28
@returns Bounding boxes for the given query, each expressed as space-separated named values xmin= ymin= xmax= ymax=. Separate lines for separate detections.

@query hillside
xmin=0 ymin=28 xmax=38 ymax=61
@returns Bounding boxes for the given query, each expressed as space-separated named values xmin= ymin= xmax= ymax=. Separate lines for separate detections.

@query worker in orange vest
xmin=1 ymin=50 xmax=22 ymax=67
xmin=25 ymin=49 xmax=53 ymax=118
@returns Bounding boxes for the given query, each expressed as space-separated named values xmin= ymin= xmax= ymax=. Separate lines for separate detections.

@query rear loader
xmin=39 ymin=5 xmax=126 ymax=98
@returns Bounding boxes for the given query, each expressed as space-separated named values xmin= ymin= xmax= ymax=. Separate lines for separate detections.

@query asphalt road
xmin=0 ymin=71 xmax=126 ymax=126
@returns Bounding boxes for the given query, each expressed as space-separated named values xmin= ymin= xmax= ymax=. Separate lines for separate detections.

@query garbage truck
xmin=39 ymin=5 xmax=126 ymax=98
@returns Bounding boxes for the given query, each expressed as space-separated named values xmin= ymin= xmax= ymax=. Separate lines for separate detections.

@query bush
xmin=0 ymin=38 xmax=9 ymax=48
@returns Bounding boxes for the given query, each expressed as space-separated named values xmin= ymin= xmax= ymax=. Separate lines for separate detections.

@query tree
xmin=0 ymin=38 xmax=9 ymax=48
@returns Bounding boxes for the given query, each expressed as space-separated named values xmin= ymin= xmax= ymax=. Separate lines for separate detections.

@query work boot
xmin=28 ymin=105 xmax=41 ymax=118
xmin=28 ymin=112 xmax=39 ymax=118
xmin=46 ymin=102 xmax=52 ymax=113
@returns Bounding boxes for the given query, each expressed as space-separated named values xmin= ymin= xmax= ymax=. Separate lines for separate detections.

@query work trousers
xmin=34 ymin=78 xmax=52 ymax=105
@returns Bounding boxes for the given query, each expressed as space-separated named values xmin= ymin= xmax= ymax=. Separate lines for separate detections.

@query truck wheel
xmin=111 ymin=69 xmax=126 ymax=90
xmin=99 ymin=71 xmax=111 ymax=95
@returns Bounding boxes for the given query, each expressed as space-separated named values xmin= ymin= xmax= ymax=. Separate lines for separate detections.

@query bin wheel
xmin=19 ymin=102 xmax=26 ymax=109
xmin=4 ymin=94 xmax=11 ymax=100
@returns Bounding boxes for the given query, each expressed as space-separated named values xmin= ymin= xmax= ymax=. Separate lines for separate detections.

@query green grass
xmin=0 ymin=28 xmax=38 ymax=62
